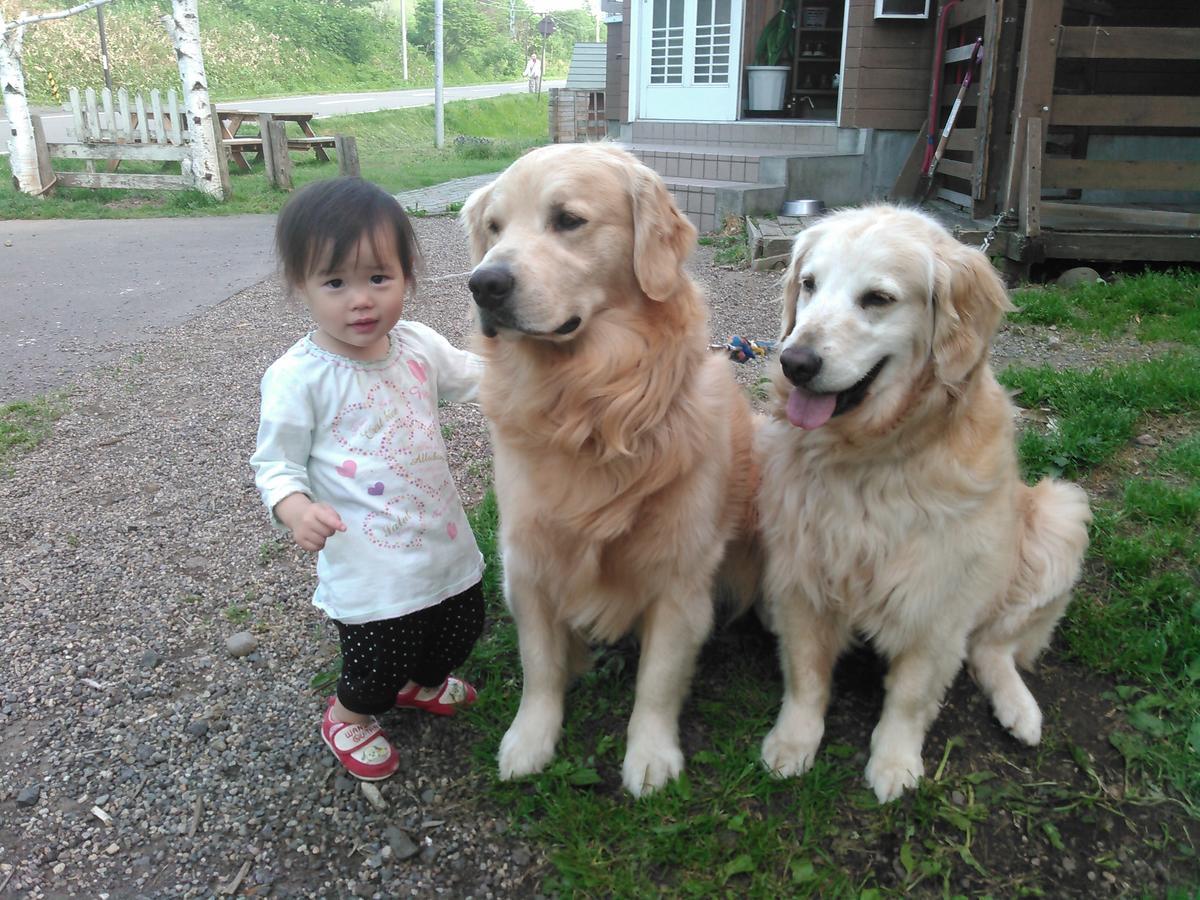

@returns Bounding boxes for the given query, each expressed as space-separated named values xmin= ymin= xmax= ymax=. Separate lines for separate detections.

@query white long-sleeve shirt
xmin=250 ymin=322 xmax=486 ymax=624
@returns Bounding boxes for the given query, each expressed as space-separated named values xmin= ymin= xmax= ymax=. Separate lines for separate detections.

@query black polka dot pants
xmin=334 ymin=581 xmax=485 ymax=716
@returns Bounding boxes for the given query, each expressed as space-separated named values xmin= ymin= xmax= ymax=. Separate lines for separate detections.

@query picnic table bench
xmin=216 ymin=109 xmax=336 ymax=171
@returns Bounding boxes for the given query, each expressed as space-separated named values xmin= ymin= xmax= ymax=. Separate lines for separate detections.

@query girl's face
xmin=298 ymin=229 xmax=407 ymax=361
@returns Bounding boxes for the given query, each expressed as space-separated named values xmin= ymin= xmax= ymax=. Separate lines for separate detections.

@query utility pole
xmin=96 ymin=3 xmax=112 ymax=92
xmin=399 ymin=0 xmax=408 ymax=81
xmin=434 ymin=0 xmax=443 ymax=148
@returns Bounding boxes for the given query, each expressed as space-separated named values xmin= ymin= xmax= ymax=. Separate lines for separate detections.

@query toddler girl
xmin=251 ymin=177 xmax=486 ymax=781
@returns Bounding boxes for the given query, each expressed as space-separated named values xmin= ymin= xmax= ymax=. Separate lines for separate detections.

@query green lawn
xmin=0 ymin=93 xmax=548 ymax=220
xmin=452 ymin=271 xmax=1200 ymax=896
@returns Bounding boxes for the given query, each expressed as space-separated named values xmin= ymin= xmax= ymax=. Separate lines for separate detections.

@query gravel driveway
xmin=0 ymin=214 xmax=1134 ymax=898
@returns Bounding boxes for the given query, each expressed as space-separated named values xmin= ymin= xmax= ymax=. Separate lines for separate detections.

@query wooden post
xmin=30 ymin=115 xmax=56 ymax=194
xmin=162 ymin=0 xmax=228 ymax=199
xmin=334 ymin=134 xmax=360 ymax=177
xmin=264 ymin=119 xmax=292 ymax=190
xmin=1000 ymin=0 xmax=1063 ymax=217
xmin=1019 ymin=116 xmax=1042 ymax=239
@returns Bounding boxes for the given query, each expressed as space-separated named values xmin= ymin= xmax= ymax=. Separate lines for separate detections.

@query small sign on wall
xmin=874 ymin=0 xmax=931 ymax=19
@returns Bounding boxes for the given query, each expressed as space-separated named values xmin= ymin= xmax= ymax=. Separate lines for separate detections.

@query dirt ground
xmin=0 ymin=215 xmax=1194 ymax=897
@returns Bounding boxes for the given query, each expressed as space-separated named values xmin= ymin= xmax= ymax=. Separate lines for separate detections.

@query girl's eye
xmin=861 ymin=291 xmax=894 ymax=308
xmin=554 ymin=210 xmax=586 ymax=232
xmin=370 ymin=274 xmax=388 ymax=285
xmin=325 ymin=278 xmax=343 ymax=289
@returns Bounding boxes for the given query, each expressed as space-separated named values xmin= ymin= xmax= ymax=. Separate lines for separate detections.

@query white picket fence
xmin=66 ymin=86 xmax=186 ymax=145
xmin=31 ymin=85 xmax=228 ymax=193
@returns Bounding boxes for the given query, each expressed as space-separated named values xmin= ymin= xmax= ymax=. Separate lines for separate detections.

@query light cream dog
xmin=460 ymin=143 xmax=758 ymax=796
xmin=757 ymin=205 xmax=1091 ymax=802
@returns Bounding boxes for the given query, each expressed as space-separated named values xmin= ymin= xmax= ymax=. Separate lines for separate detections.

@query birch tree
xmin=162 ymin=0 xmax=228 ymax=199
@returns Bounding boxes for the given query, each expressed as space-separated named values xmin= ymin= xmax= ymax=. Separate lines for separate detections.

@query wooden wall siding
xmin=840 ymin=0 xmax=934 ymax=130
xmin=743 ymin=0 xmax=776 ymax=67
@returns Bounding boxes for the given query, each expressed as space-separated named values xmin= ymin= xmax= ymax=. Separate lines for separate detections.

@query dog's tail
xmin=998 ymin=478 xmax=1092 ymax=668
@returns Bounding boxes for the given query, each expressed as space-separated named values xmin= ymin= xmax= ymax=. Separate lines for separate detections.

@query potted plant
xmin=746 ymin=0 xmax=796 ymax=111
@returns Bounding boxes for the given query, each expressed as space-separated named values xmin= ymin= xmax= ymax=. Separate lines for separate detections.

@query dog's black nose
xmin=468 ymin=265 xmax=515 ymax=310
xmin=780 ymin=346 xmax=822 ymax=385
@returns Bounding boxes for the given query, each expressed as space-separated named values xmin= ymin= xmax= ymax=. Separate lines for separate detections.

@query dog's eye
xmin=553 ymin=210 xmax=587 ymax=232
xmin=487 ymin=220 xmax=501 ymax=234
xmin=801 ymin=275 xmax=816 ymax=292
xmin=861 ymin=291 xmax=894 ymax=308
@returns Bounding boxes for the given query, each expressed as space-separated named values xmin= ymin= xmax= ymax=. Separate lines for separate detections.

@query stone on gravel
xmin=16 ymin=784 xmax=40 ymax=807
xmin=225 ymin=631 xmax=258 ymax=658
xmin=1056 ymin=266 xmax=1103 ymax=289
xmin=1135 ymin=433 xmax=1160 ymax=447
xmin=185 ymin=720 xmax=209 ymax=739
xmin=385 ymin=827 xmax=419 ymax=861
xmin=139 ymin=649 xmax=163 ymax=670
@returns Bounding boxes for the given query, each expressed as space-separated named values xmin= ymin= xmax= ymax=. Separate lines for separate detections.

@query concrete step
xmin=660 ymin=176 xmax=786 ymax=234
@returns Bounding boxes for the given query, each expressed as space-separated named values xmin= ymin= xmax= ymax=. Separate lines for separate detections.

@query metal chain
xmin=978 ymin=211 xmax=1008 ymax=255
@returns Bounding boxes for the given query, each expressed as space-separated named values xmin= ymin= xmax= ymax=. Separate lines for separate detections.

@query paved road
xmin=0 ymin=80 xmax=559 ymax=402
xmin=1 ymin=80 xmax=564 ymax=147
xmin=1 ymin=216 xmax=276 ymax=402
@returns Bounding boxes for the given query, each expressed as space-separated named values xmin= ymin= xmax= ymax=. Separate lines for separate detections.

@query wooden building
xmin=599 ymin=0 xmax=1199 ymax=262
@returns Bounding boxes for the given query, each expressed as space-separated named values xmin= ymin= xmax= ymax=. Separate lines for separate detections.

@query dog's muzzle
xmin=468 ymin=264 xmax=515 ymax=311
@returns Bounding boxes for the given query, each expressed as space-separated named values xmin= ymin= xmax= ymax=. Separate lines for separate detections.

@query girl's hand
xmin=275 ymin=494 xmax=347 ymax=552
xmin=294 ymin=502 xmax=347 ymax=552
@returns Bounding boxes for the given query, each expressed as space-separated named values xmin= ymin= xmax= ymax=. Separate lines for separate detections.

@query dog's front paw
xmin=498 ymin=715 xmax=559 ymax=781
xmin=865 ymin=750 xmax=923 ymax=803
xmin=622 ymin=737 xmax=684 ymax=798
xmin=761 ymin=721 xmax=822 ymax=778
xmin=993 ymin=690 xmax=1043 ymax=746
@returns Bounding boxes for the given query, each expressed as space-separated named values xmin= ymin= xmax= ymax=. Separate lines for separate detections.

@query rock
xmin=225 ymin=632 xmax=258 ymax=658
xmin=16 ymin=784 xmax=41 ymax=807
xmin=185 ymin=720 xmax=209 ymax=739
xmin=419 ymin=844 xmax=438 ymax=865
xmin=950 ymin=790 xmax=966 ymax=807
xmin=385 ymin=827 xmax=419 ymax=861
xmin=1056 ymin=266 xmax=1103 ymax=289
xmin=512 ymin=847 xmax=532 ymax=867
xmin=139 ymin=649 xmax=163 ymax=670
xmin=360 ymin=782 xmax=388 ymax=811
xmin=1134 ymin=433 xmax=1159 ymax=447
xmin=1047 ymin=334 xmax=1062 ymax=349
xmin=1063 ymin=856 xmax=1077 ymax=874
xmin=751 ymin=252 xmax=789 ymax=272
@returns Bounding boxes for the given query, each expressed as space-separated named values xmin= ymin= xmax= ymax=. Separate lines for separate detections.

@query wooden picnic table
xmin=216 ymin=109 xmax=334 ymax=171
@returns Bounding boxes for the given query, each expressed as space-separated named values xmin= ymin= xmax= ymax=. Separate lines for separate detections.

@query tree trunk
xmin=162 ymin=0 xmax=229 ymax=200
xmin=1 ymin=13 xmax=46 ymax=195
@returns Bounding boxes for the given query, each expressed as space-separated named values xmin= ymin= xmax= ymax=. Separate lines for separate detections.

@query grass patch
xmin=0 ymin=94 xmax=548 ymax=220
xmin=698 ymin=217 xmax=749 ymax=265
xmin=1058 ymin=440 xmax=1200 ymax=813
xmin=0 ymin=393 xmax=66 ymax=473
xmin=1010 ymin=269 xmax=1200 ymax=346
xmin=1000 ymin=351 xmax=1200 ymax=478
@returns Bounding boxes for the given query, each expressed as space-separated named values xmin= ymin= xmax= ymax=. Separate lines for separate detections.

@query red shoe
xmin=394 ymin=676 xmax=478 ymax=716
xmin=320 ymin=697 xmax=399 ymax=781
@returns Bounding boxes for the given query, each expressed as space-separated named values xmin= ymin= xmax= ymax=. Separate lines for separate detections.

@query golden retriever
xmin=756 ymin=205 xmax=1091 ymax=802
xmin=459 ymin=143 xmax=758 ymax=796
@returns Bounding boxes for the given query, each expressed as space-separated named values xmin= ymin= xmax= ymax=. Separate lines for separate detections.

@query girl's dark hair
xmin=275 ymin=176 xmax=421 ymax=291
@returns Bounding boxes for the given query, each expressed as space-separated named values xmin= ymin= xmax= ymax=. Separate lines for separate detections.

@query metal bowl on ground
xmin=780 ymin=199 xmax=825 ymax=216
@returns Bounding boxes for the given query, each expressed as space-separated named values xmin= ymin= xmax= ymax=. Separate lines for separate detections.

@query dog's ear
xmin=931 ymin=241 xmax=1013 ymax=385
xmin=629 ymin=162 xmax=696 ymax=301
xmin=779 ymin=226 xmax=819 ymax=340
xmin=459 ymin=180 xmax=496 ymax=264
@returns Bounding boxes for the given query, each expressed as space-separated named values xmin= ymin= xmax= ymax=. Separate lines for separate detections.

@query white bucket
xmin=746 ymin=66 xmax=790 ymax=111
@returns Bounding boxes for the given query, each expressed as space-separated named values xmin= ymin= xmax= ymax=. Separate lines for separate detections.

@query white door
xmin=637 ymin=0 xmax=744 ymax=121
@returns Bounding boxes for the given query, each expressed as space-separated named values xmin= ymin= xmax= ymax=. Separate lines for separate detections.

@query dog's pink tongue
xmin=786 ymin=387 xmax=837 ymax=429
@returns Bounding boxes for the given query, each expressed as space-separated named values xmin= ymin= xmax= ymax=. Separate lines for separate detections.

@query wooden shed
xmin=549 ymin=42 xmax=608 ymax=143
xmin=891 ymin=0 xmax=1200 ymax=273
